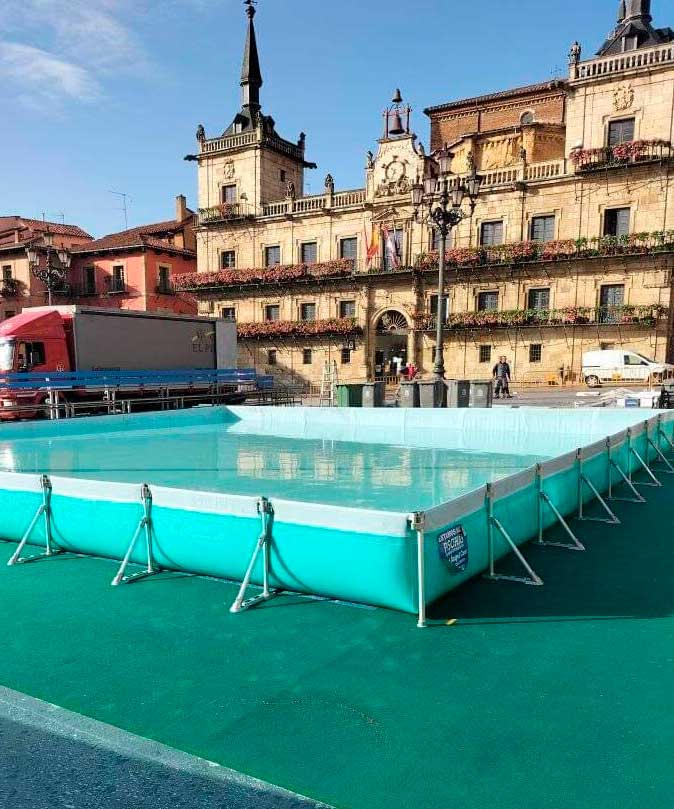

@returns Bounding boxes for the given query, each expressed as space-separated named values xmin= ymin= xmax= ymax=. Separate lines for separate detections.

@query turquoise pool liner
xmin=0 ymin=406 xmax=672 ymax=624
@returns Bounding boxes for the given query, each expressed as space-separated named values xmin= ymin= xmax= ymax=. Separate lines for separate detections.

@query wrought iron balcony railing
xmin=572 ymin=140 xmax=673 ymax=172
xmin=415 ymin=305 xmax=669 ymax=332
xmin=196 ymin=203 xmax=254 ymax=226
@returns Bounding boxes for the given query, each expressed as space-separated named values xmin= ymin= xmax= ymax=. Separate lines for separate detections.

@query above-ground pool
xmin=0 ymin=406 xmax=672 ymax=625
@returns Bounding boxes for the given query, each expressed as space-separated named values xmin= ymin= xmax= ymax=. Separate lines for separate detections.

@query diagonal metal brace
xmin=609 ymin=459 xmax=646 ymax=503
xmin=648 ymin=437 xmax=674 ymax=474
xmin=630 ymin=446 xmax=662 ymax=488
xmin=578 ymin=474 xmax=620 ymax=525
xmin=7 ymin=475 xmax=63 ymax=566
xmin=111 ymin=484 xmax=159 ymax=586
xmin=230 ymin=497 xmax=279 ymax=613
xmin=483 ymin=483 xmax=543 ymax=587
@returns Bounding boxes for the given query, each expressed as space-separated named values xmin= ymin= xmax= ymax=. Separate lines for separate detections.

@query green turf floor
xmin=1 ymin=474 xmax=674 ymax=809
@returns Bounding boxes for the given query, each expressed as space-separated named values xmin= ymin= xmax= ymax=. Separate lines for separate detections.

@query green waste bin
xmin=362 ymin=381 xmax=385 ymax=408
xmin=336 ymin=383 xmax=364 ymax=407
xmin=418 ymin=380 xmax=447 ymax=408
xmin=398 ymin=381 xmax=420 ymax=408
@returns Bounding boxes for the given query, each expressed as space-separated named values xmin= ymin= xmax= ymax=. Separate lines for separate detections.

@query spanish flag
xmin=365 ymin=225 xmax=380 ymax=266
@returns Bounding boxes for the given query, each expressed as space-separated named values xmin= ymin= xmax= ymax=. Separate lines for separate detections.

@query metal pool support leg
xmin=111 ymin=485 xmax=159 ymax=586
xmin=534 ymin=465 xmax=585 ymax=552
xmin=628 ymin=426 xmax=661 ymax=489
xmin=411 ymin=512 xmax=426 ymax=629
xmin=649 ymin=416 xmax=674 ymax=474
xmin=577 ymin=446 xmax=620 ymax=526
xmin=7 ymin=475 xmax=60 ymax=566
xmin=484 ymin=483 xmax=543 ymax=587
xmin=230 ymin=497 xmax=279 ymax=614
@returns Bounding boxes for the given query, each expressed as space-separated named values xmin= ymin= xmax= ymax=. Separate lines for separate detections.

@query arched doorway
xmin=373 ymin=310 xmax=411 ymax=378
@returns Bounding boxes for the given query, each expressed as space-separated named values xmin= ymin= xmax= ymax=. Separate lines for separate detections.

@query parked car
xmin=582 ymin=349 xmax=674 ymax=388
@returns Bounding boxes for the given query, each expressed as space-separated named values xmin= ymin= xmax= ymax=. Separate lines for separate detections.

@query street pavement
xmin=0 ymin=688 xmax=330 ymax=809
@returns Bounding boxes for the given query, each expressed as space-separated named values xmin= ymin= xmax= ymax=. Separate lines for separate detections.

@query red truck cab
xmin=0 ymin=310 xmax=72 ymax=417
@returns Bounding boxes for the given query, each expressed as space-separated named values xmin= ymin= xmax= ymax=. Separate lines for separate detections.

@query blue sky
xmin=0 ymin=0 xmax=664 ymax=236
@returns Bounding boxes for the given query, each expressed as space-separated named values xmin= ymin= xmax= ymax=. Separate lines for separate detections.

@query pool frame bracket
xmin=111 ymin=484 xmax=160 ymax=586
xmin=534 ymin=466 xmax=585 ymax=552
xmin=230 ymin=497 xmax=279 ymax=614
xmin=484 ymin=484 xmax=544 ymax=587
xmin=577 ymin=447 xmax=620 ymax=526
xmin=6 ymin=475 xmax=62 ymax=566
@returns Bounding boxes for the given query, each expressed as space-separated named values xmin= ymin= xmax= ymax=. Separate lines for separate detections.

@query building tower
xmin=195 ymin=0 xmax=316 ymax=231
xmin=598 ymin=0 xmax=673 ymax=55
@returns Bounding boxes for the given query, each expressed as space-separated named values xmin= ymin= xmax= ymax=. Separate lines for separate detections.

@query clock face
xmin=386 ymin=161 xmax=405 ymax=182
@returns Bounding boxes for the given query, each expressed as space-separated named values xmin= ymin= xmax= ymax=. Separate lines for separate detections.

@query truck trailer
xmin=0 ymin=307 xmax=244 ymax=419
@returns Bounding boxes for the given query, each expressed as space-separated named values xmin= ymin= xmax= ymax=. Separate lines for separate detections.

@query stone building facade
xmin=178 ymin=0 xmax=674 ymax=386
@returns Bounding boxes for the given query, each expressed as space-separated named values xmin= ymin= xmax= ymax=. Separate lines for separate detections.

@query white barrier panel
xmin=0 ymin=471 xmax=42 ymax=493
xmin=491 ymin=467 xmax=537 ymax=500
xmin=609 ymin=430 xmax=628 ymax=448
xmin=630 ymin=422 xmax=647 ymax=437
xmin=152 ymin=485 xmax=410 ymax=537
xmin=421 ymin=487 xmax=487 ymax=533
xmin=539 ymin=451 xmax=578 ymax=479
xmin=580 ymin=440 xmax=607 ymax=461
xmin=50 ymin=476 xmax=142 ymax=504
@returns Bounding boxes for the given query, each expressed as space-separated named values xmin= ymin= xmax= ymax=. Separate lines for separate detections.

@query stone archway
xmin=372 ymin=309 xmax=412 ymax=378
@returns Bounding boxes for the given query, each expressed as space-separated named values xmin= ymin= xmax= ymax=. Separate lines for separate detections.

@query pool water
xmin=0 ymin=419 xmax=546 ymax=512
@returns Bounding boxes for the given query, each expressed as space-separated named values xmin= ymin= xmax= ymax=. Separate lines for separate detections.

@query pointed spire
xmin=241 ymin=0 xmax=262 ymax=111
xmin=617 ymin=0 xmax=626 ymax=22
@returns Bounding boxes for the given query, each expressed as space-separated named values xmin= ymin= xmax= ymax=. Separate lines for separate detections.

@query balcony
xmin=572 ymin=141 xmax=673 ymax=173
xmin=237 ymin=317 xmax=362 ymax=340
xmin=260 ymin=189 xmax=366 ymax=218
xmin=0 ymin=278 xmax=22 ymax=297
xmin=571 ymin=42 xmax=674 ymax=83
xmin=174 ymin=259 xmax=356 ymax=293
xmin=197 ymin=203 xmax=254 ymax=226
xmin=415 ymin=305 xmax=669 ymax=332
xmin=415 ymin=231 xmax=674 ymax=272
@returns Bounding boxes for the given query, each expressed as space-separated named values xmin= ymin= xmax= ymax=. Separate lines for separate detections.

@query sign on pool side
xmin=438 ymin=525 xmax=469 ymax=574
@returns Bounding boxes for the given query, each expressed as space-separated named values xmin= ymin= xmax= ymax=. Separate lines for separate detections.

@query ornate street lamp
xmin=411 ymin=149 xmax=480 ymax=380
xmin=26 ymin=236 xmax=72 ymax=306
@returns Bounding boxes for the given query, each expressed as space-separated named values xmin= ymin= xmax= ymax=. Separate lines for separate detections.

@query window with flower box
xmin=429 ymin=294 xmax=449 ymax=321
xmin=340 ymin=237 xmax=358 ymax=261
xmin=221 ymin=184 xmax=237 ymax=204
xmin=604 ymin=208 xmax=630 ymax=237
xmin=339 ymin=300 xmax=356 ymax=318
xmin=220 ymin=250 xmax=236 ymax=269
xmin=301 ymin=242 xmax=318 ymax=264
xmin=264 ymin=305 xmax=280 ymax=322
xmin=527 ymin=288 xmax=550 ymax=310
xmin=265 ymin=246 xmax=281 ymax=267
xmin=480 ymin=221 xmax=504 ymax=246
xmin=477 ymin=291 xmax=499 ymax=311
xmin=300 ymin=303 xmax=316 ymax=322
xmin=608 ymin=118 xmax=635 ymax=147
xmin=530 ymin=216 xmax=555 ymax=243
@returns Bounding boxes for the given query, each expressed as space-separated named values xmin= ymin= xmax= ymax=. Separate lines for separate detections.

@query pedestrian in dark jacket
xmin=493 ymin=356 xmax=512 ymax=399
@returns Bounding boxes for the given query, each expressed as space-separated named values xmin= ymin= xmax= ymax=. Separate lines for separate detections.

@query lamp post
xmin=26 ymin=238 xmax=72 ymax=306
xmin=411 ymin=150 xmax=480 ymax=380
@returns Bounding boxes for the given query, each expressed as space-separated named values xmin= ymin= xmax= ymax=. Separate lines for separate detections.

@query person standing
xmin=493 ymin=355 xmax=512 ymax=399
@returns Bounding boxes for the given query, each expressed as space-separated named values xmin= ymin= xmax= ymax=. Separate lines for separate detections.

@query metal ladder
xmin=319 ymin=361 xmax=338 ymax=407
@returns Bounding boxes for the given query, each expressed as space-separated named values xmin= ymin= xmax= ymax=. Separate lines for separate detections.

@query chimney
xmin=175 ymin=194 xmax=188 ymax=222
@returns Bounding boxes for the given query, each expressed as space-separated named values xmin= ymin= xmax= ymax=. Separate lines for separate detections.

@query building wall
xmin=189 ymin=35 xmax=674 ymax=387
xmin=70 ymin=251 xmax=197 ymax=314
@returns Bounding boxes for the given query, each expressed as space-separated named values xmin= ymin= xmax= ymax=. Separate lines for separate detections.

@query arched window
xmin=520 ymin=111 xmax=535 ymax=125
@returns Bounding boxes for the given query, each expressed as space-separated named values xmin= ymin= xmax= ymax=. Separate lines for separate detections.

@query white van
xmin=582 ymin=350 xmax=674 ymax=388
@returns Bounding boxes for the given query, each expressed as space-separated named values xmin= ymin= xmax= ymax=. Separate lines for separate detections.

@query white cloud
xmin=0 ymin=42 xmax=101 ymax=105
xmin=0 ymin=0 xmax=146 ymax=106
